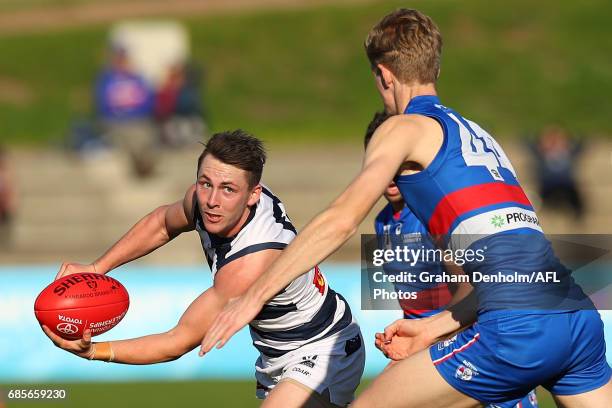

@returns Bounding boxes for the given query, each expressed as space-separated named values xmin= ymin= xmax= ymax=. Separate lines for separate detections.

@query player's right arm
xmin=55 ymin=185 xmax=197 ymax=280
xmin=43 ymin=247 xmax=281 ymax=364
xmin=42 ymin=284 xmax=226 ymax=363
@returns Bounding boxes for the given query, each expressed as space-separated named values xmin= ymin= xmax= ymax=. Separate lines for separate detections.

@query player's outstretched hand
xmin=54 ymin=262 xmax=99 ymax=281
xmin=41 ymin=325 xmax=94 ymax=359
xmin=375 ymin=318 xmax=433 ymax=361
xmin=199 ymin=294 xmax=264 ymax=356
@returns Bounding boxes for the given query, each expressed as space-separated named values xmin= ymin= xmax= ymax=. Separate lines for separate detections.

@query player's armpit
xmin=213 ymin=249 xmax=283 ymax=299
xmin=329 ymin=115 xmax=441 ymax=228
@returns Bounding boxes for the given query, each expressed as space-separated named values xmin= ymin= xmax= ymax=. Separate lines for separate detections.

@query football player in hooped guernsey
xmin=201 ymin=9 xmax=612 ymax=408
xmin=43 ymin=131 xmax=365 ymax=408
xmin=367 ymin=111 xmax=538 ymax=408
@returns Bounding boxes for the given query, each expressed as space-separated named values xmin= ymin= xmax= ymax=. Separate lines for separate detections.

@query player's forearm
xmin=447 ymin=282 xmax=473 ymax=308
xmin=90 ymin=287 xmax=225 ymax=364
xmin=251 ymin=205 xmax=356 ymax=303
xmin=94 ymin=206 xmax=173 ymax=273
xmin=442 ymin=261 xmax=473 ymax=310
xmin=424 ymin=290 xmax=478 ymax=342
xmin=92 ymin=331 xmax=195 ymax=364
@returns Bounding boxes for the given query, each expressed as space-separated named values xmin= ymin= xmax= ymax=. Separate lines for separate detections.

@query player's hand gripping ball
xmin=34 ymin=273 xmax=129 ymax=340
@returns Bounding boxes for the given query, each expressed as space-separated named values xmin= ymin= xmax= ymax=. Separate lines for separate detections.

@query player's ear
xmin=247 ymin=184 xmax=262 ymax=207
xmin=377 ymin=64 xmax=394 ymax=90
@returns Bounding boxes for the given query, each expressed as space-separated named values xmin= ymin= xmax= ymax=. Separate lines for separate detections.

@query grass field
xmin=0 ymin=0 xmax=610 ymax=145
xmin=1 ymin=381 xmax=557 ymax=407
xmin=0 ymin=0 xmax=104 ymax=12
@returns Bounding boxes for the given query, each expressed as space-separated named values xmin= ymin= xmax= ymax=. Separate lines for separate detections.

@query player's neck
xmin=217 ymin=206 xmax=254 ymax=238
xmin=391 ymin=201 xmax=404 ymax=214
xmin=395 ymin=82 xmax=437 ymax=114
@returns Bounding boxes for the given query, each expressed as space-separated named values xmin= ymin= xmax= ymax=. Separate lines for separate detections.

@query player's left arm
xmin=200 ymin=114 xmax=442 ymax=353
xmin=376 ymin=288 xmax=478 ymax=360
xmin=442 ymin=261 xmax=473 ymax=307
xmin=43 ymin=249 xmax=282 ymax=364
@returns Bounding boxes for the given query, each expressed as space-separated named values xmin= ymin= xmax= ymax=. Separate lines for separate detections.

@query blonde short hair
xmin=365 ymin=9 xmax=442 ymax=84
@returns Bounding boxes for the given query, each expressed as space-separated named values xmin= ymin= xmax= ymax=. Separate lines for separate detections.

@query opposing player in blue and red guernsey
xmin=366 ymin=111 xmax=539 ymax=408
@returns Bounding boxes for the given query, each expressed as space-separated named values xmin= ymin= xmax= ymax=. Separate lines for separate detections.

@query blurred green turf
xmin=0 ymin=0 xmax=610 ymax=145
xmin=0 ymin=0 xmax=92 ymax=12
xmin=1 ymin=381 xmax=557 ymax=407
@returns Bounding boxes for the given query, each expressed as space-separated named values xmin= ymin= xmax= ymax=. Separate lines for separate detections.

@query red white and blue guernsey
xmin=375 ymin=203 xmax=538 ymax=408
xmin=393 ymin=95 xmax=610 ymax=406
xmin=374 ymin=203 xmax=451 ymax=319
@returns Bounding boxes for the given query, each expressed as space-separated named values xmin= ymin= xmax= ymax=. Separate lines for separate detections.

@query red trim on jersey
xmin=428 ymin=183 xmax=532 ymax=235
xmin=399 ymin=283 xmax=452 ymax=317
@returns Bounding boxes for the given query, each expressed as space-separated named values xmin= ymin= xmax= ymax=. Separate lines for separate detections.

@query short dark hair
xmin=364 ymin=111 xmax=391 ymax=149
xmin=197 ymin=130 xmax=266 ymax=188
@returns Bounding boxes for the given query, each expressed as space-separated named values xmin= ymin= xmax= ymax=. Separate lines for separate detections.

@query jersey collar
xmin=404 ymin=95 xmax=440 ymax=114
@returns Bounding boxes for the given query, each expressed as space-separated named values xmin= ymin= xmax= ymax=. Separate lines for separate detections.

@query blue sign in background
xmin=1 ymin=264 xmax=611 ymax=382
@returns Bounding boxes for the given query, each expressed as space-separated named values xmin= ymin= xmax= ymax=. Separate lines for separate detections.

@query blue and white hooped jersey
xmin=395 ymin=95 xmax=586 ymax=315
xmin=374 ymin=203 xmax=451 ymax=319
xmin=195 ymin=185 xmax=353 ymax=357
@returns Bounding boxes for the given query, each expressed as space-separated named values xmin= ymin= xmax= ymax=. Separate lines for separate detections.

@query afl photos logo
xmin=57 ymin=322 xmax=79 ymax=335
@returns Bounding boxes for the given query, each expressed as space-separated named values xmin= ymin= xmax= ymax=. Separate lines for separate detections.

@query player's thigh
xmin=262 ymin=379 xmax=338 ymax=408
xmin=553 ymin=378 xmax=612 ymax=408
xmin=353 ymin=348 xmax=483 ymax=408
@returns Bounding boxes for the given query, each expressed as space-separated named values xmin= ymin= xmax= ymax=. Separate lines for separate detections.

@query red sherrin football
xmin=34 ymin=273 xmax=129 ymax=340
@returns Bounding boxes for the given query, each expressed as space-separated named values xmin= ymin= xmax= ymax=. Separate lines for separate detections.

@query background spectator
xmin=155 ymin=61 xmax=207 ymax=147
xmin=95 ymin=45 xmax=157 ymax=178
xmin=529 ymin=125 xmax=585 ymax=220
xmin=0 ymin=147 xmax=16 ymax=247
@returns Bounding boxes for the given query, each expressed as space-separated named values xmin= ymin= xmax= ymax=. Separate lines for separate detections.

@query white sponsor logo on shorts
xmin=437 ymin=335 xmax=457 ymax=350
xmin=291 ymin=367 xmax=311 ymax=376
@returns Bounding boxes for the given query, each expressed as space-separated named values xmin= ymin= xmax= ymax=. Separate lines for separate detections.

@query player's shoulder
xmin=258 ymin=184 xmax=277 ymax=204
xmin=182 ymin=183 xmax=198 ymax=222
xmin=235 ymin=185 xmax=296 ymax=242
xmin=373 ymin=113 xmax=442 ymax=146
xmin=382 ymin=112 xmax=440 ymax=129
xmin=254 ymin=185 xmax=283 ymax=218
